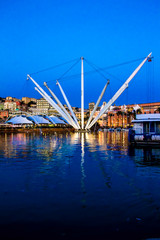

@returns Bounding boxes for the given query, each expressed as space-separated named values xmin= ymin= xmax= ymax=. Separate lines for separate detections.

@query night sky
xmin=0 ymin=0 xmax=160 ymax=108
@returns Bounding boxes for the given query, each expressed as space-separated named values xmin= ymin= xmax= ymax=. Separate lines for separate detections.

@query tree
xmin=156 ymin=107 xmax=160 ymax=113
xmin=27 ymin=101 xmax=36 ymax=107
xmin=136 ymin=109 xmax=142 ymax=114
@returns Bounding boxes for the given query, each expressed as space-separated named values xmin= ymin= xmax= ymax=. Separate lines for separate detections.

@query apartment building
xmin=107 ymin=102 xmax=160 ymax=128
xmin=36 ymin=98 xmax=58 ymax=115
xmin=4 ymin=101 xmax=17 ymax=112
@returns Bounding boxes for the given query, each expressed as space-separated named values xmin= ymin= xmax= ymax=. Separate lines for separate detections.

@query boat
xmin=128 ymin=114 xmax=160 ymax=146
xmin=108 ymin=128 xmax=114 ymax=132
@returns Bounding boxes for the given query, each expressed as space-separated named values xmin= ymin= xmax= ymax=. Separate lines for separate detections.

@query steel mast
xmin=27 ymin=74 xmax=79 ymax=129
xmin=56 ymin=80 xmax=80 ymax=129
xmin=85 ymin=80 xmax=110 ymax=130
xmin=81 ymin=57 xmax=84 ymax=129
xmin=44 ymin=82 xmax=79 ymax=129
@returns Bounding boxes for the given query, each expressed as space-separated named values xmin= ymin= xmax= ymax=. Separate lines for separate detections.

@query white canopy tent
xmin=6 ymin=116 xmax=33 ymax=125
xmin=45 ymin=115 xmax=66 ymax=124
xmin=6 ymin=115 xmax=67 ymax=126
xmin=28 ymin=115 xmax=50 ymax=124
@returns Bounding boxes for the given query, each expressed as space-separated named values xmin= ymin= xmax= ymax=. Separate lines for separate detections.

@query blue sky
xmin=0 ymin=0 xmax=160 ymax=108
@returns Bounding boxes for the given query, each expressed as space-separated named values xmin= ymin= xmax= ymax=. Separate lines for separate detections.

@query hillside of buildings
xmin=1 ymin=96 xmax=160 ymax=129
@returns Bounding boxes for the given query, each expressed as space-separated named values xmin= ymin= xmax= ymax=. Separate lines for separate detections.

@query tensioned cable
xmin=84 ymin=58 xmax=123 ymax=84
xmin=101 ymin=57 xmax=147 ymax=71
xmin=29 ymin=56 xmax=151 ymax=84
xmin=47 ymin=58 xmax=80 ymax=84
xmin=48 ymin=56 xmax=147 ymax=83
xmin=152 ymin=58 xmax=155 ymax=103
xmin=45 ymin=64 xmax=120 ymax=84
xmin=84 ymin=59 xmax=108 ymax=80
xmin=29 ymin=58 xmax=79 ymax=76
xmin=85 ymin=58 xmax=115 ymax=107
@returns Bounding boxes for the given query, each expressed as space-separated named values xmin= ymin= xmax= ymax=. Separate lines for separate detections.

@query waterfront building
xmin=88 ymin=102 xmax=108 ymax=128
xmin=3 ymin=95 xmax=160 ymax=129
xmin=107 ymin=102 xmax=160 ymax=128
xmin=88 ymin=101 xmax=160 ymax=129
xmin=107 ymin=105 xmax=134 ymax=128
xmin=134 ymin=102 xmax=160 ymax=114
xmin=92 ymin=109 xmax=108 ymax=128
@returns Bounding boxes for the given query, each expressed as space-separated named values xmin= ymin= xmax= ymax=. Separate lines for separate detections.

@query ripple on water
xmin=0 ymin=132 xmax=160 ymax=239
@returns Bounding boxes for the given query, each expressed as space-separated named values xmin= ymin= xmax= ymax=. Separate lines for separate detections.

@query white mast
xmin=27 ymin=75 xmax=78 ymax=129
xmin=44 ymin=82 xmax=79 ymax=129
xmin=87 ymin=52 xmax=152 ymax=129
xmin=34 ymin=87 xmax=78 ymax=129
xmin=81 ymin=57 xmax=84 ymax=129
xmin=85 ymin=80 xmax=109 ymax=129
xmin=56 ymin=80 xmax=80 ymax=129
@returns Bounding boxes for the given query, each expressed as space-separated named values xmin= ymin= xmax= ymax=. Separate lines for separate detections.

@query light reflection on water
xmin=0 ymin=131 xmax=160 ymax=239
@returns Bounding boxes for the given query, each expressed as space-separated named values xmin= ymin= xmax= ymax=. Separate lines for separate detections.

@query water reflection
xmin=1 ymin=131 xmax=160 ymax=239
xmin=128 ymin=146 xmax=160 ymax=167
xmin=1 ymin=131 xmax=160 ymax=171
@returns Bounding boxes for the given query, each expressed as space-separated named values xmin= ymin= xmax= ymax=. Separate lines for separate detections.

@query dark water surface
xmin=0 ymin=131 xmax=160 ymax=240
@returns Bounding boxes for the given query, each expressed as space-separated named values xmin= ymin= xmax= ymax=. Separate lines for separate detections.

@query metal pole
xmin=56 ymin=80 xmax=80 ymax=129
xmin=27 ymin=75 xmax=78 ymax=129
xmin=34 ymin=87 xmax=78 ymax=129
xmin=81 ymin=57 xmax=84 ymax=129
xmin=85 ymin=80 xmax=109 ymax=129
xmin=44 ymin=82 xmax=79 ymax=129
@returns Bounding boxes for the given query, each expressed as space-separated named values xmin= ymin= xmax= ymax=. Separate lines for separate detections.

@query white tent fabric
xmin=58 ymin=117 xmax=69 ymax=124
xmin=28 ymin=115 xmax=50 ymax=124
xmin=6 ymin=116 xmax=33 ymax=124
xmin=49 ymin=115 xmax=66 ymax=124
xmin=6 ymin=115 xmax=67 ymax=125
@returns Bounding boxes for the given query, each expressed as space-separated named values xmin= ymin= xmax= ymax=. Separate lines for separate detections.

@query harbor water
xmin=0 ymin=131 xmax=160 ymax=239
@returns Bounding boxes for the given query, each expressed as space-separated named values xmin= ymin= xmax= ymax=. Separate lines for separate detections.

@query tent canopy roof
xmin=6 ymin=116 xmax=33 ymax=124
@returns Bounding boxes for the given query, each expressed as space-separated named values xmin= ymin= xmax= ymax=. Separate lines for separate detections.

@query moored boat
xmin=108 ymin=128 xmax=114 ymax=132
xmin=115 ymin=128 xmax=121 ymax=132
